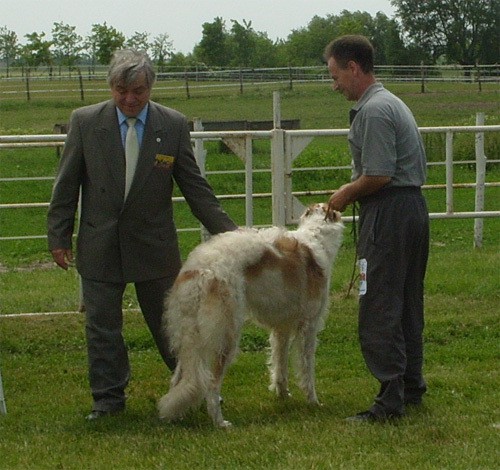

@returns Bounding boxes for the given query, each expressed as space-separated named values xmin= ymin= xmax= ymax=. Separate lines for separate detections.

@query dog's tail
xmin=157 ymin=349 xmax=212 ymax=421
xmin=158 ymin=269 xmax=237 ymax=421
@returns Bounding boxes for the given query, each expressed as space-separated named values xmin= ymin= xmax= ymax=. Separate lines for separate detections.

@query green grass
xmin=0 ymin=243 xmax=498 ymax=469
xmin=0 ymin=83 xmax=499 ymax=469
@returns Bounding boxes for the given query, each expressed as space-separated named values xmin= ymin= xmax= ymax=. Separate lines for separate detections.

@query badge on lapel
xmin=155 ymin=154 xmax=175 ymax=170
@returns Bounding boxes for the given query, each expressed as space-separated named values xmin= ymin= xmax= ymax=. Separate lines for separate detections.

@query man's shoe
xmin=85 ymin=409 xmax=122 ymax=421
xmin=404 ymin=397 xmax=423 ymax=406
xmin=346 ymin=410 xmax=403 ymax=423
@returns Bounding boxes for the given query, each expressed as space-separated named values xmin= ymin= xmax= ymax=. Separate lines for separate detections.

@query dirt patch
xmin=0 ymin=260 xmax=56 ymax=273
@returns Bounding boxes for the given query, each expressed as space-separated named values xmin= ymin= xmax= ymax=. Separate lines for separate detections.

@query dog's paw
xmin=217 ymin=419 xmax=233 ymax=428
xmin=308 ymin=397 xmax=321 ymax=406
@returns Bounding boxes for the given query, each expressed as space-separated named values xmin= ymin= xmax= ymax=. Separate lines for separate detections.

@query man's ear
xmin=347 ymin=60 xmax=360 ymax=76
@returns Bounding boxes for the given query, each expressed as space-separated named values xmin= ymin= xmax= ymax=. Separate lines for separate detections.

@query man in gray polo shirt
xmin=324 ymin=35 xmax=429 ymax=422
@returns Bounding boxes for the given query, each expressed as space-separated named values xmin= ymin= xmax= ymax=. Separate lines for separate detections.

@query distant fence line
xmin=1 ymin=64 xmax=498 ymax=101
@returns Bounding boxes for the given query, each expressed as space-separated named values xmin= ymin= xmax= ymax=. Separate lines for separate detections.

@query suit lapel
xmin=96 ymin=101 xmax=126 ymax=203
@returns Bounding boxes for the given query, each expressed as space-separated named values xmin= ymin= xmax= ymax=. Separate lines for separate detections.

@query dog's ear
xmin=301 ymin=204 xmax=315 ymax=219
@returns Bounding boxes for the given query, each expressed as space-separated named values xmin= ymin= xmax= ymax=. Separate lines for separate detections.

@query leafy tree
xmin=126 ymin=31 xmax=151 ymax=53
xmin=391 ymin=0 xmax=499 ymax=64
xmin=285 ymin=15 xmax=340 ymax=65
xmin=196 ymin=17 xmax=230 ymax=66
xmin=0 ymin=26 xmax=19 ymax=76
xmin=249 ymin=33 xmax=279 ymax=68
xmin=86 ymin=22 xmax=125 ymax=65
xmin=229 ymin=19 xmax=255 ymax=66
xmin=21 ymin=32 xmax=53 ymax=67
xmin=151 ymin=33 xmax=174 ymax=70
xmin=51 ymin=22 xmax=83 ymax=70
xmin=370 ymin=13 xmax=411 ymax=65
xmin=227 ymin=19 xmax=277 ymax=67
xmin=336 ymin=10 xmax=368 ymax=37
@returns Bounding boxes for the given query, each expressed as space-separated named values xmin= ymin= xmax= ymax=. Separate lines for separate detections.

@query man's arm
xmin=327 ymin=175 xmax=391 ymax=214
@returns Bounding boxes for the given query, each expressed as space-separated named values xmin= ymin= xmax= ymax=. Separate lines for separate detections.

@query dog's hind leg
xmin=202 ymin=283 xmax=241 ymax=428
xmin=268 ymin=329 xmax=291 ymax=399
xmin=206 ymin=349 xmax=235 ymax=428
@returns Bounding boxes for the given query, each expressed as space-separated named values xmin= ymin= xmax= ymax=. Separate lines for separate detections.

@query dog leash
xmin=345 ymin=202 xmax=360 ymax=298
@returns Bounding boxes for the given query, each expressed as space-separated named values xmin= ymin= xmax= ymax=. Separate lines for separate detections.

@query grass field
xmin=0 ymin=82 xmax=499 ymax=469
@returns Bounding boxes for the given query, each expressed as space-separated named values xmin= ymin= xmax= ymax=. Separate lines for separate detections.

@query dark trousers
xmin=357 ymin=187 xmax=429 ymax=416
xmin=81 ymin=276 xmax=177 ymax=412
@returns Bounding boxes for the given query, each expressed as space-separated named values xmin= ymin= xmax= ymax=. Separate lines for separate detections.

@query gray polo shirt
xmin=348 ymin=83 xmax=427 ymax=187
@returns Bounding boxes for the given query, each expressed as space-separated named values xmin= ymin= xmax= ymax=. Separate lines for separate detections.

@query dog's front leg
xmin=297 ymin=321 xmax=320 ymax=405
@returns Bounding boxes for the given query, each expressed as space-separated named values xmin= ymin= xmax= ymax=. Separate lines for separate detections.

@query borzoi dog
xmin=158 ymin=203 xmax=344 ymax=427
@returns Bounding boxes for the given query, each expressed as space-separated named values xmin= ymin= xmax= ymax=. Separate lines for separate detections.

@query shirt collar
xmin=116 ymin=103 xmax=149 ymax=125
xmin=351 ymin=82 xmax=384 ymax=113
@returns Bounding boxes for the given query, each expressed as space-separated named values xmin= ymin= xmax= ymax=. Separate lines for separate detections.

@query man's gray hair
xmin=107 ymin=49 xmax=156 ymax=88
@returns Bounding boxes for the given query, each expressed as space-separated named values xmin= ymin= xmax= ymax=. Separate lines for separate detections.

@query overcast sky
xmin=3 ymin=0 xmax=396 ymax=54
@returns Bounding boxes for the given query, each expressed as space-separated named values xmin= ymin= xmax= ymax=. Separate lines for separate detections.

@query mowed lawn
xmin=0 ymin=81 xmax=499 ymax=469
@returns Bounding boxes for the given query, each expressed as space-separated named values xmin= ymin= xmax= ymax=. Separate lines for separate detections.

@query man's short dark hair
xmin=324 ymin=35 xmax=374 ymax=74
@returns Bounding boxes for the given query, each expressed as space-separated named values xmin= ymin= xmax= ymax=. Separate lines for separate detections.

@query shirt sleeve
xmin=360 ymin=107 xmax=397 ymax=178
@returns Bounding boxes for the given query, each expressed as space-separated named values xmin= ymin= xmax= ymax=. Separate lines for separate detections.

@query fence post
xmin=475 ymin=61 xmax=482 ymax=93
xmin=78 ymin=70 xmax=84 ymax=101
xmin=271 ymin=91 xmax=286 ymax=226
xmin=474 ymin=113 xmax=486 ymax=248
xmin=420 ymin=61 xmax=425 ymax=93
xmin=184 ymin=70 xmax=190 ymax=99
xmin=445 ymin=131 xmax=454 ymax=214
xmin=25 ymin=69 xmax=31 ymax=101
xmin=244 ymin=135 xmax=254 ymax=227
xmin=193 ymin=118 xmax=210 ymax=241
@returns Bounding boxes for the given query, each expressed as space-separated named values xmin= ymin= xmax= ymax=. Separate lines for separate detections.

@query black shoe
xmin=346 ymin=410 xmax=403 ymax=423
xmin=85 ymin=409 xmax=122 ymax=421
xmin=404 ymin=397 xmax=423 ymax=406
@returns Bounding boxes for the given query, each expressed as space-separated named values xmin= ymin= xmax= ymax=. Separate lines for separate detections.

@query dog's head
xmin=300 ymin=203 xmax=342 ymax=225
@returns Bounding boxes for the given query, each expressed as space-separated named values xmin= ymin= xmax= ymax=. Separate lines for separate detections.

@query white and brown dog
xmin=158 ymin=203 xmax=344 ymax=427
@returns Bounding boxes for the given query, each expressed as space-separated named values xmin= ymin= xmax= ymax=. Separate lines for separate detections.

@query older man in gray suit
xmin=47 ymin=49 xmax=238 ymax=420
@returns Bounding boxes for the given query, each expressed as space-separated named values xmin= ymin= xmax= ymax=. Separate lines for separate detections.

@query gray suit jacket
xmin=47 ymin=100 xmax=237 ymax=283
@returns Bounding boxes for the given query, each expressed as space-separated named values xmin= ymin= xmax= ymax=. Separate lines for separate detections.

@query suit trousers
xmin=81 ymin=275 xmax=177 ymax=412
xmin=357 ymin=187 xmax=429 ymax=417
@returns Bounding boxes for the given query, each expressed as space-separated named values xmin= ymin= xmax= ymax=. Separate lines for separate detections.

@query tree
xmin=86 ymin=22 xmax=125 ymax=65
xmin=51 ymin=22 xmax=83 ymax=71
xmin=391 ymin=0 xmax=500 ymax=64
xmin=126 ymin=31 xmax=151 ymax=54
xmin=363 ymin=12 xmax=421 ymax=65
xmin=151 ymin=33 xmax=174 ymax=70
xmin=229 ymin=19 xmax=255 ymax=67
xmin=21 ymin=32 xmax=53 ymax=67
xmin=249 ymin=33 xmax=279 ymax=68
xmin=0 ymin=26 xmax=19 ymax=77
xmin=196 ymin=17 xmax=230 ymax=66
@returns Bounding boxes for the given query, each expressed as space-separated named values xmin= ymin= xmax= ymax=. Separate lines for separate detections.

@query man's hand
xmin=327 ymin=175 xmax=392 ymax=218
xmin=51 ymin=248 xmax=74 ymax=270
xmin=327 ymin=184 xmax=353 ymax=214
